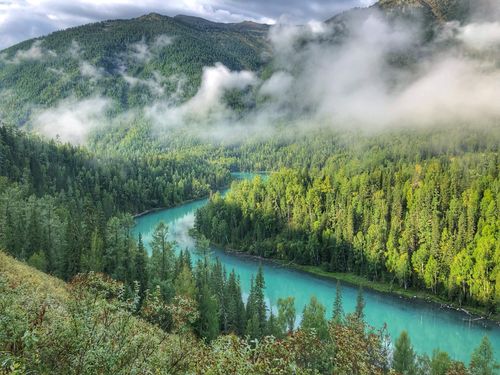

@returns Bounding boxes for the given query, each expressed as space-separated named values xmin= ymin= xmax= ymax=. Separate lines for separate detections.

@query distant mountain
xmin=0 ymin=0 xmax=495 ymax=127
xmin=376 ymin=0 xmax=471 ymax=22
xmin=327 ymin=0 xmax=490 ymax=27
xmin=0 ymin=13 xmax=270 ymax=125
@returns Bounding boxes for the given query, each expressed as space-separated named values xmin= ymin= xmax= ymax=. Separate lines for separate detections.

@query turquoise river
xmin=133 ymin=173 xmax=500 ymax=364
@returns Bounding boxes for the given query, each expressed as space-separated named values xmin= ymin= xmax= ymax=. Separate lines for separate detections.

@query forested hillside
xmin=195 ymin=127 xmax=500 ymax=314
xmin=2 ymin=250 xmax=496 ymax=374
xmin=1 ymin=0 xmax=500 ymax=372
xmin=0 ymin=13 xmax=269 ymax=125
xmin=0 ymin=125 xmax=230 ymax=280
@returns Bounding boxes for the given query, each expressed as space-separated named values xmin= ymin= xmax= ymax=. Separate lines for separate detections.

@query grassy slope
xmin=0 ymin=251 xmax=200 ymax=374
xmin=0 ymin=251 xmax=68 ymax=302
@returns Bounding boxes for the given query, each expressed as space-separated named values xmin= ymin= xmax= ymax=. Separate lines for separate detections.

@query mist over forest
xmin=0 ymin=1 xmax=499 ymax=374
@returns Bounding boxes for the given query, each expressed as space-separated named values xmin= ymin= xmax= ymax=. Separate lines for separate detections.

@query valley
xmin=133 ymin=173 xmax=500 ymax=362
xmin=1 ymin=0 xmax=499 ymax=373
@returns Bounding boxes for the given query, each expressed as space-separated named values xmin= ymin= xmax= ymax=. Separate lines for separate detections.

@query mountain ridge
xmin=0 ymin=0 xmax=491 ymax=128
xmin=0 ymin=11 xmax=271 ymax=126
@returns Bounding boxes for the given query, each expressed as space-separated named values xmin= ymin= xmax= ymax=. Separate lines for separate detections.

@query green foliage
xmin=430 ymin=350 xmax=452 ymax=375
xmin=469 ymin=336 xmax=499 ymax=375
xmin=332 ymin=281 xmax=344 ymax=324
xmin=195 ymin=127 xmax=500 ymax=312
xmin=393 ymin=331 xmax=417 ymax=375
xmin=245 ymin=265 xmax=268 ymax=339
xmin=0 ymin=15 xmax=269 ymax=126
xmin=0 ymin=125 xmax=231 ymax=283
xmin=277 ymin=296 xmax=296 ymax=334
xmin=300 ymin=296 xmax=329 ymax=341
xmin=355 ymin=287 xmax=366 ymax=322
xmin=0 ymin=251 xmax=488 ymax=374
xmin=0 ymin=261 xmax=199 ymax=374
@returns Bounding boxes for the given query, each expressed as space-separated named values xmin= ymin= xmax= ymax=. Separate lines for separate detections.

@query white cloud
xmin=260 ymin=11 xmax=500 ymax=131
xmin=153 ymin=34 xmax=173 ymax=49
xmin=392 ymin=58 xmax=500 ymax=126
xmin=69 ymin=40 xmax=82 ymax=58
xmin=458 ymin=22 xmax=500 ymax=50
xmin=127 ymin=35 xmax=173 ymax=63
xmin=34 ymin=96 xmax=111 ymax=143
xmin=122 ymin=71 xmax=165 ymax=95
xmin=4 ymin=40 xmax=57 ymax=63
xmin=146 ymin=62 xmax=258 ymax=131
xmin=189 ymin=63 xmax=257 ymax=113
xmin=259 ymin=71 xmax=293 ymax=97
xmin=15 ymin=40 xmax=45 ymax=60
xmin=80 ymin=61 xmax=105 ymax=80
xmin=129 ymin=38 xmax=152 ymax=62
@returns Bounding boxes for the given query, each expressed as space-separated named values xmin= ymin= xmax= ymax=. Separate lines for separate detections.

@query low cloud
xmin=2 ymin=40 xmax=57 ymax=64
xmin=128 ymin=34 xmax=173 ymax=63
xmin=124 ymin=9 xmax=500 ymax=144
xmin=80 ymin=61 xmax=105 ymax=81
xmin=259 ymin=71 xmax=293 ymax=98
xmin=145 ymin=63 xmax=259 ymax=139
xmin=247 ymin=9 xmax=500 ymax=132
xmin=153 ymin=34 xmax=174 ymax=49
xmin=15 ymin=40 xmax=45 ymax=60
xmin=129 ymin=38 xmax=153 ymax=62
xmin=122 ymin=72 xmax=166 ymax=95
xmin=114 ymin=35 xmax=174 ymax=95
xmin=24 ymin=2 xmax=500 ymax=145
xmin=66 ymin=40 xmax=106 ymax=81
xmin=188 ymin=63 xmax=257 ymax=114
xmin=34 ymin=96 xmax=111 ymax=144
xmin=457 ymin=22 xmax=500 ymax=50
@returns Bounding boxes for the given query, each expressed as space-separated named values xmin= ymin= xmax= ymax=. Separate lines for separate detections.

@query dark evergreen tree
xmin=393 ymin=331 xmax=417 ymax=375
xmin=332 ymin=281 xmax=344 ymax=324
xmin=135 ymin=234 xmax=149 ymax=299
xmin=355 ymin=286 xmax=365 ymax=322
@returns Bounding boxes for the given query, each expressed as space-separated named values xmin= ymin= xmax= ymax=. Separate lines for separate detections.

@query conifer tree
xmin=226 ymin=270 xmax=246 ymax=335
xmin=254 ymin=265 xmax=267 ymax=333
xmin=332 ymin=281 xmax=344 ymax=324
xmin=355 ymin=286 xmax=365 ymax=322
xmin=469 ymin=336 xmax=499 ymax=375
xmin=151 ymin=221 xmax=173 ymax=279
xmin=135 ymin=234 xmax=149 ymax=299
xmin=197 ymin=283 xmax=219 ymax=342
xmin=301 ymin=296 xmax=328 ymax=340
xmin=393 ymin=331 xmax=416 ymax=375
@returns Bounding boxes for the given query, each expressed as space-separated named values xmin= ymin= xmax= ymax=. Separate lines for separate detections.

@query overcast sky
xmin=0 ymin=0 xmax=376 ymax=50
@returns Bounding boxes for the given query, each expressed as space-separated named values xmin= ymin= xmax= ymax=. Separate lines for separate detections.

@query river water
xmin=133 ymin=173 xmax=500 ymax=363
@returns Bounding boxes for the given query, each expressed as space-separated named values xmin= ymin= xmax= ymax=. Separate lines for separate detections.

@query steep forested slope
xmin=0 ymin=125 xmax=230 ymax=280
xmin=0 ymin=0 xmax=487 ymax=129
xmin=195 ymin=127 xmax=500 ymax=314
xmin=0 ymin=14 xmax=270 ymax=125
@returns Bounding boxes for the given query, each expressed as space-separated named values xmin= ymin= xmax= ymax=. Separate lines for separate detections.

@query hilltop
xmin=0 ymin=0 xmax=488 ymax=128
xmin=0 ymin=13 xmax=270 ymax=125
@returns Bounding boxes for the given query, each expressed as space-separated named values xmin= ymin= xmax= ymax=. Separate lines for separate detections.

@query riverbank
xmin=135 ymin=194 xmax=500 ymax=361
xmin=290 ymin=263 xmax=500 ymax=324
xmin=133 ymin=171 xmax=268 ymax=218
xmin=203 ymin=238 xmax=500 ymax=325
